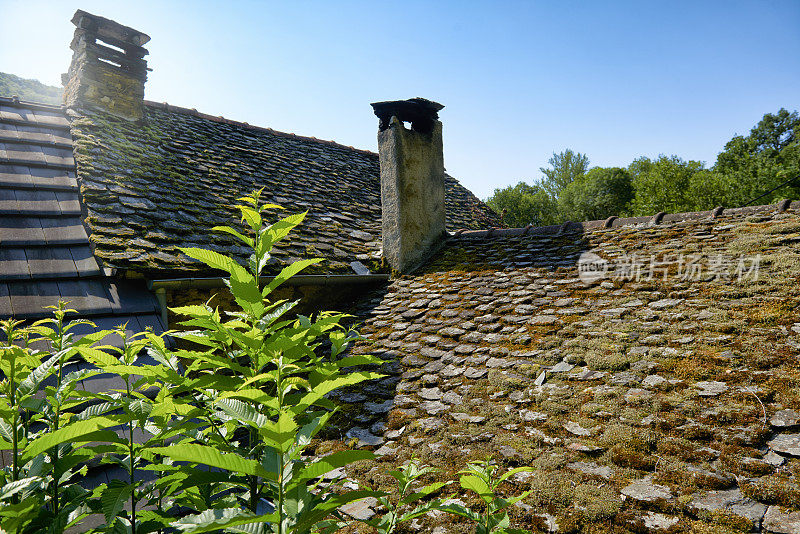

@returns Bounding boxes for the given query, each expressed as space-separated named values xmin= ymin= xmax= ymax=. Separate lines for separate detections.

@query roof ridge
xmin=0 ymin=95 xmax=65 ymax=113
xmin=454 ymin=200 xmax=799 ymax=239
xmin=142 ymin=100 xmax=378 ymax=157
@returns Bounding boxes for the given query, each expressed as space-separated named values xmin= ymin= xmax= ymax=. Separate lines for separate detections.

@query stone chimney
xmin=371 ymin=98 xmax=446 ymax=274
xmin=62 ymin=10 xmax=150 ymax=121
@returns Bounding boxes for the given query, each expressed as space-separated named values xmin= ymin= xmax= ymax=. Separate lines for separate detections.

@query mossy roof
xmin=68 ymin=103 xmax=501 ymax=278
xmin=336 ymin=204 xmax=800 ymax=532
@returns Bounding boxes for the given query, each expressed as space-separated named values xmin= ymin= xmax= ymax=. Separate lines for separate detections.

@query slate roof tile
xmin=67 ymin=103 xmax=501 ymax=277
xmin=0 ymin=97 xmax=165 ymax=343
xmin=341 ymin=205 xmax=800 ymax=531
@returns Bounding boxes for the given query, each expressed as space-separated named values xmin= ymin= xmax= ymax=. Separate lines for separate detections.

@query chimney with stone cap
xmin=371 ymin=98 xmax=447 ymax=274
xmin=62 ymin=10 xmax=150 ymax=121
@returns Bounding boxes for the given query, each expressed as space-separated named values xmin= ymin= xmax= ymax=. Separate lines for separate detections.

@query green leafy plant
xmin=366 ymin=458 xmax=448 ymax=534
xmin=440 ymin=459 xmax=533 ymax=534
xmin=143 ymin=191 xmax=385 ymax=533
xmin=0 ymin=303 xmax=126 ymax=533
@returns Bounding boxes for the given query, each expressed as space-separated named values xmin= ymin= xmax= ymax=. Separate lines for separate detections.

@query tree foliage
xmin=485 ymin=109 xmax=799 ymax=225
xmin=559 ymin=167 xmax=633 ymax=222
xmin=627 ymin=155 xmax=706 ymax=216
xmin=485 ymin=182 xmax=557 ymax=227
xmin=0 ymin=72 xmax=62 ymax=105
xmin=538 ymin=149 xmax=590 ymax=197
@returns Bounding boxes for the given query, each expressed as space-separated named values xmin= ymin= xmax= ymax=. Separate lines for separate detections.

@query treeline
xmin=486 ymin=109 xmax=800 ymax=227
xmin=0 ymin=72 xmax=62 ymax=105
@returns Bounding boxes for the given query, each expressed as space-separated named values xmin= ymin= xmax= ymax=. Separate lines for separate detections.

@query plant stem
xmin=51 ymin=311 xmax=65 ymax=515
xmin=126 ymin=374 xmax=137 ymax=534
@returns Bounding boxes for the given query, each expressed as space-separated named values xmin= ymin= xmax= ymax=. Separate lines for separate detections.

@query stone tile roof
xmin=337 ymin=203 xmax=800 ymax=532
xmin=0 ymin=97 xmax=165 ymax=340
xmin=67 ymin=102 xmax=501 ymax=278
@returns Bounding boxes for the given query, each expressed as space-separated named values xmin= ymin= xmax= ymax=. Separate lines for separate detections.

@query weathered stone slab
xmin=345 ymin=427 xmax=384 ymax=447
xmin=763 ymin=505 xmax=800 ymax=534
xmin=768 ymin=434 xmax=800 ymax=457
xmin=695 ymin=381 xmax=729 ymax=397
xmin=771 ymin=409 xmax=800 ymax=429
xmin=568 ymin=461 xmax=611 ymax=479
xmin=621 ymin=477 xmax=673 ymax=503
xmin=649 ymin=298 xmax=682 ymax=310
xmin=689 ymin=488 xmax=766 ymax=526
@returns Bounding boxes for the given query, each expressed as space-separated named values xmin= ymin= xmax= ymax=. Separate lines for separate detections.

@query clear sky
xmin=1 ymin=1 xmax=798 ymax=199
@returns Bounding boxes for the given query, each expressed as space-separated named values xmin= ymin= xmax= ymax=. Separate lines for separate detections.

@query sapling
xmin=366 ymin=457 xmax=448 ymax=534
xmin=439 ymin=458 xmax=533 ymax=534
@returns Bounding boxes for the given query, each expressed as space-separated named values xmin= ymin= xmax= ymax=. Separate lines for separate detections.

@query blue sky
xmin=1 ymin=1 xmax=798 ymax=199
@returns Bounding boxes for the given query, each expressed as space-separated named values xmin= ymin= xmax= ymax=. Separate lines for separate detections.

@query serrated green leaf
xmin=171 ymin=508 xmax=276 ymax=533
xmin=180 ymin=248 xmax=250 ymax=280
xmin=297 ymin=450 xmax=373 ymax=482
xmin=460 ymin=474 xmax=494 ymax=503
xmin=23 ymin=415 xmax=126 ymax=461
xmin=263 ymin=258 xmax=322 ymax=296
xmin=101 ymin=479 xmax=132 ymax=525
xmin=212 ymin=225 xmax=253 ymax=247
xmin=0 ymin=477 xmax=41 ymax=500
xmin=149 ymin=444 xmax=269 ymax=478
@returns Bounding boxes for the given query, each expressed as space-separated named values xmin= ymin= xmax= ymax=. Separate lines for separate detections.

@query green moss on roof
xmin=68 ymin=105 xmax=501 ymax=277
xmin=327 ymin=208 xmax=800 ymax=532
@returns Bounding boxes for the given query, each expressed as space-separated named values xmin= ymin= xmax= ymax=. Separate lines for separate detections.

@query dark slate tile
xmin=0 ymin=188 xmax=19 ymax=212
xmin=25 ymin=247 xmax=78 ymax=278
xmin=13 ymin=189 xmax=60 ymax=214
xmin=42 ymin=146 xmax=75 ymax=167
xmin=84 ymin=316 xmax=136 ymax=347
xmin=0 ymin=122 xmax=18 ymax=137
xmin=0 ymin=217 xmax=45 ymax=245
xmin=30 ymin=109 xmax=69 ymax=128
xmin=67 ymin=318 xmax=121 ymax=345
xmin=11 ymin=125 xmax=50 ymax=144
xmin=50 ymin=130 xmax=72 ymax=145
xmin=8 ymin=280 xmax=61 ymax=316
xmin=0 ymin=164 xmax=32 ymax=187
xmin=134 ymin=313 xmax=167 ymax=336
xmin=39 ymin=217 xmax=88 ymax=244
xmin=0 ymin=283 xmax=11 ymax=317
xmin=3 ymin=143 xmax=44 ymax=163
xmin=69 ymin=246 xmax=101 ymax=276
xmin=106 ymin=282 xmax=160 ymax=314
xmin=56 ymin=280 xmax=112 ymax=315
xmin=29 ymin=167 xmax=78 ymax=189
xmin=55 ymin=191 xmax=82 ymax=214
xmin=0 ymin=248 xmax=29 ymax=279
xmin=0 ymin=105 xmax=26 ymax=121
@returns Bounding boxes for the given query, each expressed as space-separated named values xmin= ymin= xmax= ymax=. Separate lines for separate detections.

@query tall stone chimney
xmin=371 ymin=98 xmax=446 ymax=274
xmin=62 ymin=10 xmax=150 ymax=121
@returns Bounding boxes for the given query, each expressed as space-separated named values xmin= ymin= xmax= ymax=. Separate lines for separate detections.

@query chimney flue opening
xmin=371 ymin=97 xmax=444 ymax=135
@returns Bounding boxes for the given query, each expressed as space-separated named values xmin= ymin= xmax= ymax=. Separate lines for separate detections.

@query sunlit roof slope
xmin=336 ymin=202 xmax=800 ymax=533
xmin=67 ymin=102 xmax=501 ymax=278
xmin=0 ymin=96 xmax=165 ymax=339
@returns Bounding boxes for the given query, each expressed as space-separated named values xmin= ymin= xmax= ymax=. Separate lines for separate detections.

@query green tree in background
xmin=0 ymin=72 xmax=62 ymax=105
xmin=712 ymin=108 xmax=800 ymax=206
xmin=539 ymin=149 xmax=590 ymax=196
xmin=485 ymin=182 xmax=557 ymax=227
xmin=627 ymin=155 xmax=707 ymax=216
xmin=559 ymin=166 xmax=633 ymax=222
xmin=485 ymin=149 xmax=589 ymax=227
xmin=486 ymin=109 xmax=798 ymax=226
